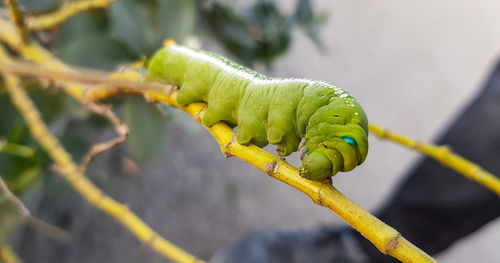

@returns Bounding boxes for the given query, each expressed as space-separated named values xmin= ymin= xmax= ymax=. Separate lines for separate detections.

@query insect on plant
xmin=147 ymin=40 xmax=369 ymax=181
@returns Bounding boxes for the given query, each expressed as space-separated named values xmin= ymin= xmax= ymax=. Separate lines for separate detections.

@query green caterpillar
xmin=147 ymin=41 xmax=368 ymax=180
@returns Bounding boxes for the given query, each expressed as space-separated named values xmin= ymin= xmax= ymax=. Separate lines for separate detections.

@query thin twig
xmin=0 ymin=59 xmax=171 ymax=98
xmin=26 ymin=0 xmax=116 ymax=30
xmin=0 ymin=139 xmax=35 ymax=158
xmin=0 ymin=166 xmax=69 ymax=243
xmin=26 ymin=216 xmax=71 ymax=243
xmin=369 ymin=123 xmax=500 ymax=197
xmin=0 ymin=177 xmax=29 ymax=217
xmin=79 ymin=102 xmax=128 ymax=172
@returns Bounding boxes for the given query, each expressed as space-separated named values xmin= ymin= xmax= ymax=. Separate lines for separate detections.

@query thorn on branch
xmin=143 ymin=93 xmax=154 ymax=102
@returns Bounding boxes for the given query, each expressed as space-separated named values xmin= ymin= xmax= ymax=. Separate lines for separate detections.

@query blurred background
xmin=1 ymin=0 xmax=500 ymax=262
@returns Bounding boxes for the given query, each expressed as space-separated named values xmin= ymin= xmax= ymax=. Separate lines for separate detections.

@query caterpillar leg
xmin=266 ymin=82 xmax=304 ymax=156
xmin=300 ymin=146 xmax=343 ymax=180
xmin=276 ymin=132 xmax=301 ymax=156
xmin=177 ymin=58 xmax=221 ymax=105
xmin=177 ymin=82 xmax=206 ymax=106
xmin=202 ymin=72 xmax=249 ymax=127
xmin=236 ymin=84 xmax=271 ymax=148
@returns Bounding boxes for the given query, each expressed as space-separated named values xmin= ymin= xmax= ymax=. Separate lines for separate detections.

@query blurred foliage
xmin=123 ymin=97 xmax=169 ymax=160
xmin=198 ymin=0 xmax=326 ymax=66
xmin=0 ymin=198 xmax=23 ymax=243
xmin=0 ymin=87 xmax=67 ymax=196
xmin=8 ymin=0 xmax=325 ymax=67
xmin=0 ymin=0 xmax=324 ymax=243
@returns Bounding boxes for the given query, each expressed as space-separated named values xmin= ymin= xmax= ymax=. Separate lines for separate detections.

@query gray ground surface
xmin=13 ymin=1 xmax=500 ymax=262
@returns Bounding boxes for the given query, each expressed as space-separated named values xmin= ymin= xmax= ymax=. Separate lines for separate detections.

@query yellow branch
xmin=369 ymin=123 xmax=500 ymax=197
xmin=0 ymin=244 xmax=22 ymax=263
xmin=143 ymin=91 xmax=436 ymax=263
xmin=26 ymin=0 xmax=116 ymax=30
xmin=0 ymin=63 xmax=436 ymax=263
xmin=0 ymin=46 xmax=206 ymax=263
xmin=0 ymin=18 xmax=437 ymax=262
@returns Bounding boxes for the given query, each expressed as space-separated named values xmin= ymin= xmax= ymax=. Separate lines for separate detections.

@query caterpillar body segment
xmin=147 ymin=44 xmax=369 ymax=180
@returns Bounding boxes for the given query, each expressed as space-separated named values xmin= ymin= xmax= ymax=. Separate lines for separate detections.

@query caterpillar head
xmin=299 ymin=96 xmax=368 ymax=180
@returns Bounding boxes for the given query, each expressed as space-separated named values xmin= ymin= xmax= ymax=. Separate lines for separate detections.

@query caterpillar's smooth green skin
xmin=147 ymin=44 xmax=368 ymax=180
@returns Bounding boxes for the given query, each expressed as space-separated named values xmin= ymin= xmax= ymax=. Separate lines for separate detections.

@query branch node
xmin=263 ymin=160 xmax=278 ymax=176
xmin=222 ymin=150 xmax=233 ymax=158
xmin=384 ymin=234 xmax=401 ymax=254
xmin=193 ymin=107 xmax=204 ymax=124
xmin=165 ymin=84 xmax=177 ymax=96
xmin=379 ymin=126 xmax=389 ymax=139
xmin=143 ymin=93 xmax=154 ymax=103
xmin=469 ymin=166 xmax=482 ymax=179
xmin=145 ymin=233 xmax=159 ymax=249
xmin=409 ymin=139 xmax=420 ymax=150
xmin=222 ymin=134 xmax=237 ymax=158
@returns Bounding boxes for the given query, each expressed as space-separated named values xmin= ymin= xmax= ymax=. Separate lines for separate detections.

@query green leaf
xmin=58 ymin=33 xmax=134 ymax=70
xmin=56 ymin=11 xmax=107 ymax=42
xmin=0 ymin=95 xmax=23 ymax=135
xmin=123 ymin=97 xmax=167 ymax=161
xmin=5 ymin=165 xmax=41 ymax=193
xmin=109 ymin=0 xmax=195 ymax=56
xmin=29 ymin=88 xmax=69 ymax=123
xmin=156 ymin=0 xmax=196 ymax=43
xmin=0 ymin=140 xmax=35 ymax=159
xmin=109 ymin=0 xmax=150 ymax=55
xmin=293 ymin=0 xmax=327 ymax=50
